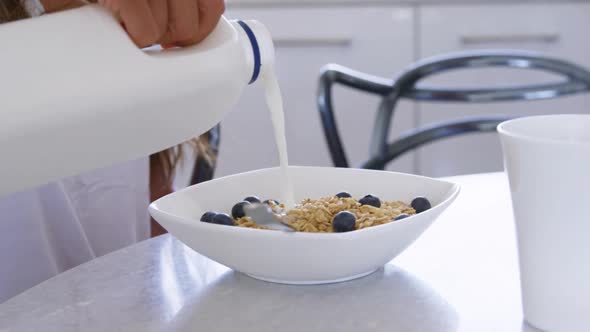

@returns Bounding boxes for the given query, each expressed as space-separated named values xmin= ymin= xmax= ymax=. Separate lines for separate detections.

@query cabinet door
xmin=417 ymin=3 xmax=590 ymax=177
xmin=215 ymin=7 xmax=415 ymax=177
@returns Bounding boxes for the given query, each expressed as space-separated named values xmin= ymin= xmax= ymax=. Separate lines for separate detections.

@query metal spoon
xmin=243 ymin=203 xmax=296 ymax=232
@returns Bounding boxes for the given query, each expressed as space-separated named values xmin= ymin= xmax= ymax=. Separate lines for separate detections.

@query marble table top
xmin=0 ymin=172 xmax=542 ymax=332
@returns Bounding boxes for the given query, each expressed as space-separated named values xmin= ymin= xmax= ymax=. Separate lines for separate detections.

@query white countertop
xmin=0 ymin=173 xmax=544 ymax=332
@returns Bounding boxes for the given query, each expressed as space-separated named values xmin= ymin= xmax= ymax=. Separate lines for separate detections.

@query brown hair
xmin=0 ymin=0 xmax=29 ymax=22
xmin=0 ymin=0 xmax=213 ymax=184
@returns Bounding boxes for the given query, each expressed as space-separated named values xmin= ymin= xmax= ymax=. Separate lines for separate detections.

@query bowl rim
xmin=498 ymin=114 xmax=590 ymax=147
xmin=149 ymin=166 xmax=461 ymax=239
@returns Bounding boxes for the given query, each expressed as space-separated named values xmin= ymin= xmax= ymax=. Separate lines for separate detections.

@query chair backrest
xmin=317 ymin=50 xmax=590 ymax=169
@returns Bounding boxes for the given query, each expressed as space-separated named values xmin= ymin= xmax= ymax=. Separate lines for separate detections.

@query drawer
xmin=420 ymin=3 xmax=590 ymax=63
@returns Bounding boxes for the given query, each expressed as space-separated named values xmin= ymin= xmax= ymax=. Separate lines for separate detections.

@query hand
xmin=41 ymin=0 xmax=225 ymax=48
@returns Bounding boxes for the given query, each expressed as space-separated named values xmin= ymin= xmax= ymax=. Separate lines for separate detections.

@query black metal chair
xmin=318 ymin=50 xmax=590 ymax=170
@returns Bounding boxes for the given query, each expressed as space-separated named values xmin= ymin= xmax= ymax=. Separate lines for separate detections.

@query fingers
xmin=174 ymin=0 xmax=225 ymax=46
xmin=159 ymin=0 xmax=199 ymax=45
xmin=148 ymin=0 xmax=168 ymax=39
xmin=101 ymin=0 xmax=161 ymax=47
xmin=97 ymin=0 xmax=224 ymax=48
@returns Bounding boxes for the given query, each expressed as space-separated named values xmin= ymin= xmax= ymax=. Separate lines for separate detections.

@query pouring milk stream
xmin=262 ymin=70 xmax=296 ymax=209
xmin=0 ymin=4 xmax=295 ymax=207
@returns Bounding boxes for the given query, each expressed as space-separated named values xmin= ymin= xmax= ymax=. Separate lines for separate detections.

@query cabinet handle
xmin=460 ymin=33 xmax=560 ymax=45
xmin=272 ymin=37 xmax=352 ymax=48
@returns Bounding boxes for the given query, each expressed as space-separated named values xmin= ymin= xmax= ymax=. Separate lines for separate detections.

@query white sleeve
xmin=20 ymin=0 xmax=45 ymax=17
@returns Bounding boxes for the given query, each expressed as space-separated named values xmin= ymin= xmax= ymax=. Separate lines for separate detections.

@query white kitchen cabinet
xmin=416 ymin=3 xmax=590 ymax=177
xmin=216 ymin=7 xmax=416 ymax=177
xmin=173 ymin=2 xmax=590 ymax=188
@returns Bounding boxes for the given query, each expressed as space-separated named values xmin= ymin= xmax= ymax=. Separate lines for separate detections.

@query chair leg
xmin=318 ymin=69 xmax=350 ymax=168
xmin=318 ymin=65 xmax=393 ymax=168
xmin=361 ymin=116 xmax=513 ymax=170
xmin=369 ymin=94 xmax=400 ymax=162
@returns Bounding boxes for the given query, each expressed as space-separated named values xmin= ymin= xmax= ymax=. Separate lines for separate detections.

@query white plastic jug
xmin=0 ymin=5 xmax=274 ymax=196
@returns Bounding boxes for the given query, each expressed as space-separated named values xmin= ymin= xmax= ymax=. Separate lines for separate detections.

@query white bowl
xmin=149 ymin=166 xmax=460 ymax=284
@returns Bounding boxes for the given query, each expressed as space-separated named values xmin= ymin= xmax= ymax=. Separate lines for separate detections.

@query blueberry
xmin=263 ymin=199 xmax=280 ymax=206
xmin=212 ymin=213 xmax=235 ymax=226
xmin=332 ymin=211 xmax=356 ymax=232
xmin=411 ymin=197 xmax=431 ymax=213
xmin=243 ymin=196 xmax=261 ymax=204
xmin=200 ymin=211 xmax=217 ymax=223
xmin=359 ymin=194 xmax=381 ymax=208
xmin=336 ymin=192 xmax=352 ymax=198
xmin=394 ymin=213 xmax=410 ymax=221
xmin=231 ymin=201 xmax=251 ymax=219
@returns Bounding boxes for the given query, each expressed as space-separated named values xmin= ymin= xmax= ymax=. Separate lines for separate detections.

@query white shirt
xmin=0 ymin=158 xmax=150 ymax=303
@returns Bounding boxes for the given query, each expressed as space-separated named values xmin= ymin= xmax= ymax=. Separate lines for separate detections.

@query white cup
xmin=498 ymin=114 xmax=590 ymax=332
